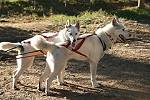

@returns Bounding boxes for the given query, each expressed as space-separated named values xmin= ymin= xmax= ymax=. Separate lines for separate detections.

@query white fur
xmin=0 ymin=21 xmax=80 ymax=90
xmin=32 ymin=18 xmax=130 ymax=95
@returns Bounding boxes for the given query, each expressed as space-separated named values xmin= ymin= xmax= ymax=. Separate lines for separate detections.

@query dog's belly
xmin=69 ymin=52 xmax=88 ymax=61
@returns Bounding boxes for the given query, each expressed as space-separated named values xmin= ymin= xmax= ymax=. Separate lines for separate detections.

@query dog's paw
xmin=57 ymin=81 xmax=65 ymax=86
xmin=92 ymin=83 xmax=101 ymax=88
xmin=38 ymin=87 xmax=45 ymax=92
xmin=46 ymin=91 xmax=51 ymax=96
xmin=12 ymin=85 xmax=19 ymax=90
xmin=45 ymin=90 xmax=51 ymax=96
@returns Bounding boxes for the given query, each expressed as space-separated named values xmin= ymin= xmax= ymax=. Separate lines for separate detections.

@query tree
xmin=138 ymin=0 xmax=145 ymax=8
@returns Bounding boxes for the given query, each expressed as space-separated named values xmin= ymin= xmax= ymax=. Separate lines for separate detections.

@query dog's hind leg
xmin=45 ymin=61 xmax=65 ymax=95
xmin=57 ymin=62 xmax=67 ymax=85
xmin=13 ymin=64 xmax=24 ymax=90
xmin=38 ymin=62 xmax=51 ymax=91
xmin=57 ymin=68 xmax=65 ymax=85
xmin=13 ymin=57 xmax=34 ymax=90
xmin=45 ymin=61 xmax=55 ymax=95
xmin=90 ymin=61 xmax=99 ymax=88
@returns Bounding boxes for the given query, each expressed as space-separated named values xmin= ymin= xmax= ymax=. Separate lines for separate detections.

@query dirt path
xmin=0 ymin=17 xmax=149 ymax=100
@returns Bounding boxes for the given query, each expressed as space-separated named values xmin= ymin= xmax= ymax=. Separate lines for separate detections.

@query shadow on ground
xmin=19 ymin=78 xmax=150 ymax=100
xmin=0 ymin=26 xmax=33 ymax=42
xmin=47 ymin=83 xmax=150 ymax=100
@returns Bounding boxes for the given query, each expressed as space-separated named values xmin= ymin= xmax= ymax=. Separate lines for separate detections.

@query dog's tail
xmin=30 ymin=35 xmax=56 ymax=51
xmin=0 ymin=42 xmax=23 ymax=52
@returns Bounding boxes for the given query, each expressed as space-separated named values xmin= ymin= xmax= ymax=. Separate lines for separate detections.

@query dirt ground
xmin=0 ymin=17 xmax=149 ymax=100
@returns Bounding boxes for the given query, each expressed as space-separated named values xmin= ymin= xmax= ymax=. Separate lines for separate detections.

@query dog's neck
xmin=97 ymin=31 xmax=112 ymax=50
xmin=96 ymin=25 xmax=117 ymax=50
xmin=58 ymin=28 xmax=69 ymax=42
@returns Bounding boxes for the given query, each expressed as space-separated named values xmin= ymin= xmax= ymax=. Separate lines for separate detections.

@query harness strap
xmin=71 ymin=34 xmax=106 ymax=55
xmin=41 ymin=33 xmax=58 ymax=40
xmin=96 ymin=35 xmax=106 ymax=51
xmin=6 ymin=45 xmax=21 ymax=52
xmin=2 ymin=50 xmax=45 ymax=60
xmin=39 ymin=50 xmax=46 ymax=55
xmin=61 ymin=41 xmax=71 ymax=48
xmin=62 ymin=34 xmax=107 ymax=58
xmin=17 ymin=50 xmax=43 ymax=56
xmin=16 ymin=54 xmax=44 ymax=59
xmin=72 ymin=49 xmax=87 ymax=58
xmin=61 ymin=34 xmax=94 ymax=58
xmin=73 ymin=38 xmax=85 ymax=51
xmin=73 ymin=34 xmax=93 ymax=51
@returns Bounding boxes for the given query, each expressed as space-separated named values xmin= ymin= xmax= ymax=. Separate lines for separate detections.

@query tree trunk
xmin=138 ymin=0 xmax=145 ymax=8
xmin=0 ymin=0 xmax=5 ymax=15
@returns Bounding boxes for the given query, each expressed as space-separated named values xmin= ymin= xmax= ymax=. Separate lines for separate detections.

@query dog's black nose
xmin=73 ymin=39 xmax=76 ymax=42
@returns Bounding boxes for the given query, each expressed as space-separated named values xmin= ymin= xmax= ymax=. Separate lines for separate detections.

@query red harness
xmin=40 ymin=33 xmax=58 ymax=40
xmin=40 ymin=33 xmax=93 ymax=58
xmin=62 ymin=34 xmax=93 ymax=58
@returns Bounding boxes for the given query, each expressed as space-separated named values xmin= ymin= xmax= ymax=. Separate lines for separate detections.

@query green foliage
xmin=0 ymin=0 xmax=66 ymax=17
xmin=0 ymin=0 xmax=149 ymax=24
xmin=0 ymin=0 xmax=114 ymax=17
xmin=112 ymin=7 xmax=150 ymax=23
xmin=49 ymin=10 xmax=108 ymax=25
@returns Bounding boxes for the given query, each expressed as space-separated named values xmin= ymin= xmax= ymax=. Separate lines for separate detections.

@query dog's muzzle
xmin=70 ymin=39 xmax=76 ymax=47
xmin=72 ymin=41 xmax=76 ymax=47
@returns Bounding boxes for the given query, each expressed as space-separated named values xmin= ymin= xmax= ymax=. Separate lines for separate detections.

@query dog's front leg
xmin=57 ymin=70 xmax=64 ymax=85
xmin=45 ymin=58 xmax=55 ymax=95
xmin=13 ymin=65 xmax=24 ymax=90
xmin=90 ymin=61 xmax=99 ymax=88
xmin=38 ymin=63 xmax=50 ymax=91
xmin=45 ymin=71 xmax=56 ymax=95
xmin=57 ymin=63 xmax=67 ymax=85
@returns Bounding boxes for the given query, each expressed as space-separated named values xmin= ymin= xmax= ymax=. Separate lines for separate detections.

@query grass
xmin=112 ymin=7 xmax=150 ymax=23
xmin=48 ymin=9 xmax=109 ymax=25
xmin=0 ymin=1 xmax=149 ymax=24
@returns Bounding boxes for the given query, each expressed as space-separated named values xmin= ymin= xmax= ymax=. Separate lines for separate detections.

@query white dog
xmin=0 ymin=20 xmax=80 ymax=90
xmin=30 ymin=17 xmax=130 ymax=95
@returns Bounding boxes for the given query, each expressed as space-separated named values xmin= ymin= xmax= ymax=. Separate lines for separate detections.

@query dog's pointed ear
xmin=75 ymin=21 xmax=80 ymax=31
xmin=115 ymin=16 xmax=120 ymax=23
xmin=65 ymin=20 xmax=71 ymax=28
xmin=112 ymin=17 xmax=118 ymax=26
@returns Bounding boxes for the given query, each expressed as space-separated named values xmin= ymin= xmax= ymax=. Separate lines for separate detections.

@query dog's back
xmin=30 ymin=35 xmax=56 ymax=51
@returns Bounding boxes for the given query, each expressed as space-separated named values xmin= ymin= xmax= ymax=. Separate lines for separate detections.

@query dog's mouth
xmin=118 ymin=34 xmax=126 ymax=43
xmin=71 ymin=42 xmax=76 ymax=47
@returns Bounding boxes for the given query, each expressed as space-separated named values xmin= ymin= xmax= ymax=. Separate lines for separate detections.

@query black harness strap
xmin=96 ymin=35 xmax=106 ymax=51
xmin=5 ymin=46 xmax=18 ymax=52
xmin=6 ymin=44 xmax=24 ymax=52
xmin=18 ymin=50 xmax=44 ymax=56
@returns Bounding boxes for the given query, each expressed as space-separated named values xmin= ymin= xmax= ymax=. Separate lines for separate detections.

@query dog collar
xmin=96 ymin=35 xmax=106 ymax=51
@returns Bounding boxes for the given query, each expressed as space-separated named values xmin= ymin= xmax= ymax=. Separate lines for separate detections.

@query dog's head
xmin=111 ymin=17 xmax=131 ymax=43
xmin=63 ymin=20 xmax=80 ymax=46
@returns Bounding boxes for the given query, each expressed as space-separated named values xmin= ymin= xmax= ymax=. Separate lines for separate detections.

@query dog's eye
xmin=69 ymin=33 xmax=72 ymax=36
xmin=75 ymin=33 xmax=78 ymax=35
xmin=129 ymin=34 xmax=131 ymax=37
xmin=122 ymin=29 xmax=125 ymax=31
